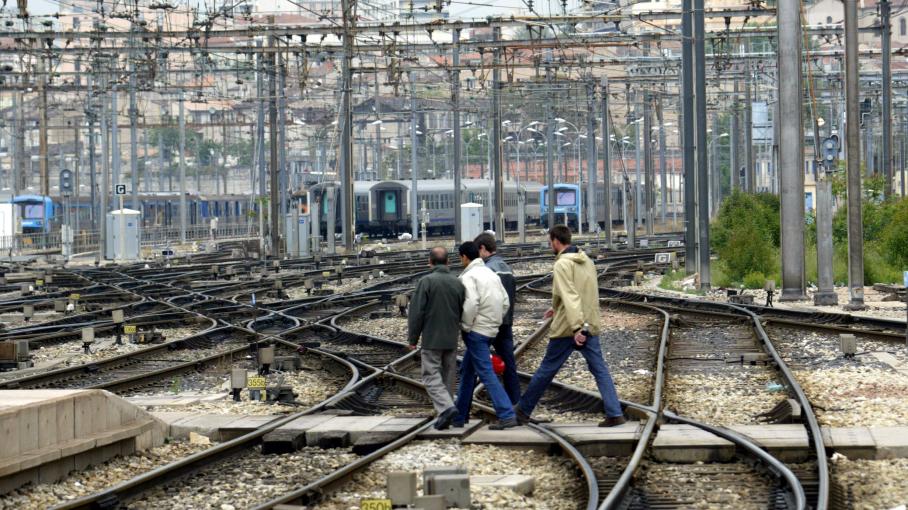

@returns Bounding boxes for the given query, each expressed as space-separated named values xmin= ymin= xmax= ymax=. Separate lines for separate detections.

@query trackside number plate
xmin=124 ymin=325 xmax=137 ymax=334
xmin=248 ymin=376 xmax=266 ymax=389
xmin=359 ymin=499 xmax=391 ymax=510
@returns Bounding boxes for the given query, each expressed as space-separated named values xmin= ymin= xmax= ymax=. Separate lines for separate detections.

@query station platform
xmin=0 ymin=389 xmax=167 ymax=495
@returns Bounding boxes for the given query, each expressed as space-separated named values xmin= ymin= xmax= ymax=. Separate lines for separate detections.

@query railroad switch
xmin=839 ymin=334 xmax=857 ymax=358
xmin=112 ymin=309 xmax=125 ymax=345
xmin=726 ymin=353 xmax=769 ymax=365
xmin=265 ymin=385 xmax=296 ymax=403
xmin=273 ymin=355 xmax=302 ymax=371
xmin=230 ymin=368 xmax=247 ymax=401
xmin=82 ymin=327 xmax=95 ymax=355
xmin=258 ymin=345 xmax=275 ymax=375
xmin=394 ymin=294 xmax=409 ymax=316
xmin=756 ymin=398 xmax=802 ymax=423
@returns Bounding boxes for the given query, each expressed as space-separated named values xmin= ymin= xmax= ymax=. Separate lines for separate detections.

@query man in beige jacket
xmin=514 ymin=225 xmax=626 ymax=427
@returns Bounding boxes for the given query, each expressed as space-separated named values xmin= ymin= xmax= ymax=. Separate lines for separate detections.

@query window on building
xmin=901 ymin=17 xmax=906 ymax=36
xmin=826 ymin=16 xmax=832 ymax=24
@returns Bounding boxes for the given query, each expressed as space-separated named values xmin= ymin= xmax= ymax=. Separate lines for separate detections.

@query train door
xmin=379 ymin=189 xmax=399 ymax=222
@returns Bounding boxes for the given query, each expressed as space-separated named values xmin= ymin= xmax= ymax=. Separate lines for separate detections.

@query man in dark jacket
xmin=474 ymin=232 xmax=520 ymax=403
xmin=407 ymin=246 xmax=465 ymax=430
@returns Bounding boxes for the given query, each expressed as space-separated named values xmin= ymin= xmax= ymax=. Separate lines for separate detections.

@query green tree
xmin=880 ymin=198 xmax=908 ymax=269
xmin=711 ymin=190 xmax=780 ymax=283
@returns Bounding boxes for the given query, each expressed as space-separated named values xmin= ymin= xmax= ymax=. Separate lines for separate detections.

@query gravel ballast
xmin=125 ymin=446 xmax=356 ymax=510
xmin=831 ymin=457 xmax=908 ymax=510
xmin=0 ymin=441 xmax=210 ymax=510
xmin=315 ymin=439 xmax=585 ymax=510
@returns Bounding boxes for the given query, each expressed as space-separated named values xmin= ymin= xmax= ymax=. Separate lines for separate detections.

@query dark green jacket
xmin=407 ymin=265 xmax=465 ymax=350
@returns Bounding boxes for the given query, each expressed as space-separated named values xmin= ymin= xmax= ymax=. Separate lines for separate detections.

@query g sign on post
xmin=115 ymin=184 xmax=127 ymax=195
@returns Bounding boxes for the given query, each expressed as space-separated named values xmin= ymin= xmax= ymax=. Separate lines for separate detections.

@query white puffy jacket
xmin=459 ymin=258 xmax=510 ymax=338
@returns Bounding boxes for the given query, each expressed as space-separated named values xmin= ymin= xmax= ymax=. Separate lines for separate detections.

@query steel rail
xmin=596 ymin=287 xmax=823 ymax=509
xmin=50 ymin=344 xmax=361 ymax=510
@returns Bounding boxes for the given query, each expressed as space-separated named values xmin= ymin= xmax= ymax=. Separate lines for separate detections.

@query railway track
xmin=516 ymin=270 xmax=818 ymax=510
xmin=0 ymin=243 xmax=693 ymax=510
xmin=0 ymin=325 xmax=252 ymax=392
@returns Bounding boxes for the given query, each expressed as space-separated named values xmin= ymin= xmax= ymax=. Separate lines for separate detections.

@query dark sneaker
xmin=434 ymin=407 xmax=459 ymax=430
xmin=514 ymin=406 xmax=547 ymax=425
xmin=451 ymin=421 xmax=465 ymax=428
xmin=488 ymin=418 xmax=520 ymax=430
xmin=514 ymin=407 xmax=533 ymax=425
xmin=598 ymin=415 xmax=628 ymax=428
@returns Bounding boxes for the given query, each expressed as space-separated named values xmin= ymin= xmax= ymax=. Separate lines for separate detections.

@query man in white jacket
xmin=454 ymin=241 xmax=519 ymax=430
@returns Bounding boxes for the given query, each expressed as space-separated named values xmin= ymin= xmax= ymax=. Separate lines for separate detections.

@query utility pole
xmin=38 ymin=58 xmax=49 ymax=196
xmin=255 ymin=38 xmax=266 ymax=207
xmin=374 ymin=70 xmax=382 ymax=179
xmin=492 ymin=26 xmax=504 ymax=242
xmin=222 ymin=112 xmax=228 ymax=195
xmin=778 ymin=0 xmax=806 ymax=300
xmin=845 ymin=0 xmax=865 ymax=310
xmin=410 ymin=71 xmax=419 ymax=238
xmin=129 ymin=53 xmax=139 ymax=210
xmin=731 ymin=81 xmax=741 ymax=191
xmin=111 ymin=86 xmax=120 ymax=192
xmin=452 ymin=28 xmax=463 ymax=243
xmin=489 ymin=26 xmax=505 ymax=241
xmin=179 ymin=92 xmax=187 ymax=244
xmin=643 ymin=93 xmax=655 ymax=235
xmin=881 ymin=0 xmax=893 ymax=199
xmin=13 ymin=91 xmax=23 ymax=195
xmin=340 ymin=0 xmax=355 ymax=251
xmin=268 ymin=36 xmax=281 ymax=258
xmin=100 ymin=88 xmax=109 ymax=259
xmin=681 ymin=0 xmax=697 ymax=274
xmin=694 ymin=0 xmax=710 ymax=288
xmin=711 ymin=112 xmax=719 ymax=216
xmin=744 ymin=68 xmax=755 ymax=193
xmin=278 ymin=54 xmax=288 ymax=236
xmin=657 ymin=94 xmax=668 ymax=224
xmin=545 ymin=64 xmax=555 ymax=230
xmin=87 ymin=100 xmax=97 ymax=231
xmin=601 ymin=77 xmax=612 ymax=248
xmin=586 ymin=80 xmax=597 ymax=232
xmin=633 ymin=100 xmax=642 ymax=230
xmin=158 ymin=132 xmax=165 ymax=192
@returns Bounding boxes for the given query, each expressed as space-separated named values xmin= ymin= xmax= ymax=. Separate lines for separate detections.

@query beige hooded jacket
xmin=549 ymin=248 xmax=602 ymax=339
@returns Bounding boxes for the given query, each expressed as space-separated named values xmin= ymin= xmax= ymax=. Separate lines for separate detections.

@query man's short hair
xmin=458 ymin=241 xmax=480 ymax=261
xmin=473 ymin=233 xmax=497 ymax=254
xmin=429 ymin=246 xmax=448 ymax=266
xmin=549 ymin=224 xmax=572 ymax=245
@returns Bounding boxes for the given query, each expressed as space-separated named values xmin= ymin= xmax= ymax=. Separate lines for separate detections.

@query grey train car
xmin=306 ymin=179 xmax=543 ymax=236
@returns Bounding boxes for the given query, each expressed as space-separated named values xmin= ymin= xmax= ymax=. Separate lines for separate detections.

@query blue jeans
xmin=456 ymin=331 xmax=517 ymax=422
xmin=518 ymin=335 xmax=623 ymax=418
xmin=491 ymin=324 xmax=521 ymax=404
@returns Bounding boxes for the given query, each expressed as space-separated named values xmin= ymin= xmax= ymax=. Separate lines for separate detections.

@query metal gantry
xmin=0 ymin=4 xmax=903 ymax=304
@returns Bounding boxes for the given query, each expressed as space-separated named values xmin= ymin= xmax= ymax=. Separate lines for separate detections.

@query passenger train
xmin=540 ymin=183 xmax=626 ymax=229
xmin=11 ymin=177 xmax=630 ymax=238
xmin=306 ymin=179 xmax=544 ymax=236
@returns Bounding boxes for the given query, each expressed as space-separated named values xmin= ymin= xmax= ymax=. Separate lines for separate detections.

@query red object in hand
xmin=491 ymin=354 xmax=505 ymax=375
